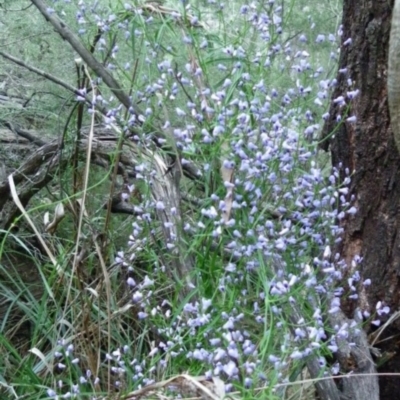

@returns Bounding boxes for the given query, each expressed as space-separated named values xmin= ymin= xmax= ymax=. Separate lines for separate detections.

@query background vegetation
xmin=0 ymin=1 xmax=376 ymax=399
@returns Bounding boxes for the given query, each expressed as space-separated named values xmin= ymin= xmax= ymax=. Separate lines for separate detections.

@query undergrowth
xmin=0 ymin=1 xmax=385 ymax=400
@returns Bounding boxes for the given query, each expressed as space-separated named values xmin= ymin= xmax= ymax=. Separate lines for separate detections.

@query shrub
xmin=1 ymin=1 xmax=382 ymax=400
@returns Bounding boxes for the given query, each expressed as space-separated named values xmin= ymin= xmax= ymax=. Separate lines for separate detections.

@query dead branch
xmin=30 ymin=0 xmax=134 ymax=112
xmin=151 ymin=155 xmax=196 ymax=298
xmin=0 ymin=51 xmax=110 ymax=118
xmin=0 ymin=123 xmax=196 ymax=289
xmin=0 ymin=51 xmax=79 ymax=99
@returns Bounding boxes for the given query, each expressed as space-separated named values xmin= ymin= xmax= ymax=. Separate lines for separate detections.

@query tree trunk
xmin=321 ymin=0 xmax=400 ymax=397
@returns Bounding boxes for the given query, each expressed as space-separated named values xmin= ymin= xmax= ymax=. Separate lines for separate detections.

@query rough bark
xmin=321 ymin=0 xmax=400 ymax=397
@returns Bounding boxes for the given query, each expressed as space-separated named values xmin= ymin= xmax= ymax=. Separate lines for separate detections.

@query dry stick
xmin=122 ymin=374 xmax=221 ymax=400
xmin=1 ymin=120 xmax=48 ymax=146
xmin=64 ymin=69 xmax=112 ymax=390
xmin=0 ymin=50 xmax=108 ymax=117
xmin=370 ymin=310 xmax=400 ymax=346
xmin=83 ymin=67 xmax=112 ymax=391
xmin=92 ymin=238 xmax=112 ymax=390
xmin=30 ymin=0 xmax=133 ymax=111
xmin=0 ymin=50 xmax=79 ymax=95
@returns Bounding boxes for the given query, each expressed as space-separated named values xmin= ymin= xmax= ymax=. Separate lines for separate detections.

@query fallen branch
xmin=0 ymin=123 xmax=197 ymax=289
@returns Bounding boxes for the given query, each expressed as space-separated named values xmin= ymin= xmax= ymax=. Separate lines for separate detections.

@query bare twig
xmin=0 ymin=51 xmax=79 ymax=97
xmin=1 ymin=120 xmax=48 ymax=146
xmin=0 ymin=50 xmax=111 ymax=118
xmin=30 ymin=0 xmax=134 ymax=112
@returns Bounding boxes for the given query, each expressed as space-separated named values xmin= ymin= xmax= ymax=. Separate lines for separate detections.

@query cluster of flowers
xmin=43 ymin=0 xmax=389 ymax=398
